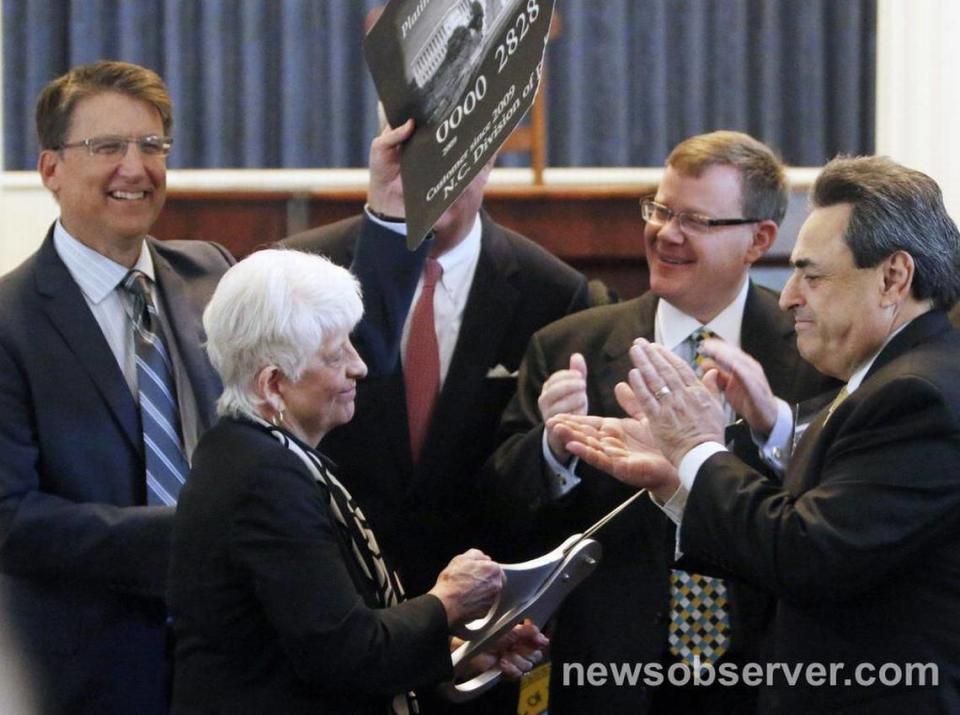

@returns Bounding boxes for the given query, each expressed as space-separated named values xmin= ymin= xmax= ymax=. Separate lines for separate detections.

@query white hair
xmin=203 ymin=249 xmax=363 ymax=420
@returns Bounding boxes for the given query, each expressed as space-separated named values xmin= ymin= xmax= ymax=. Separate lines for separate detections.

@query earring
xmin=271 ymin=407 xmax=285 ymax=428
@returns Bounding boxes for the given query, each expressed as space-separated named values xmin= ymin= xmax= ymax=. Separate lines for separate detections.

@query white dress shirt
xmin=365 ymin=208 xmax=482 ymax=386
xmin=53 ymin=220 xmax=155 ymax=399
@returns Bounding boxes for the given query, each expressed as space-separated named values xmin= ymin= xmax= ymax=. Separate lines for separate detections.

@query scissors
xmin=440 ymin=489 xmax=647 ymax=702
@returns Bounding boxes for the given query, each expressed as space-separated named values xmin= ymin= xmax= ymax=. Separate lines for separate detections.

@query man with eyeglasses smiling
xmin=483 ymin=131 xmax=836 ymax=714
xmin=0 ymin=61 xmax=232 ymax=713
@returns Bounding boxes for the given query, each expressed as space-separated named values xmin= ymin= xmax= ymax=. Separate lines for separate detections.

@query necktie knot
xmin=423 ymin=257 xmax=442 ymax=287
xmin=122 ymin=269 xmax=152 ymax=301
xmin=690 ymin=326 xmax=719 ymax=346
xmin=826 ymin=385 xmax=850 ymax=420
xmin=689 ymin=327 xmax=720 ymax=375
xmin=122 ymin=270 xmax=155 ymax=330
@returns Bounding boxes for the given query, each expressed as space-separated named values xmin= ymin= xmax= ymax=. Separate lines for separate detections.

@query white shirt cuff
xmin=364 ymin=205 xmax=408 ymax=235
xmin=678 ymin=441 xmax=728 ymax=491
xmin=665 ymin=442 xmax=725 ymax=559
xmin=754 ymin=398 xmax=793 ymax=475
xmin=653 ymin=484 xmax=689 ymax=527
xmin=541 ymin=429 xmax=581 ymax=498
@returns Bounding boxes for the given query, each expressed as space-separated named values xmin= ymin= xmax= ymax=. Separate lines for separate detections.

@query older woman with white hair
xmin=168 ymin=250 xmax=544 ymax=714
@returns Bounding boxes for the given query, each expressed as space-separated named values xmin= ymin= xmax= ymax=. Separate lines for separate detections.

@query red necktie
xmin=404 ymin=258 xmax=443 ymax=463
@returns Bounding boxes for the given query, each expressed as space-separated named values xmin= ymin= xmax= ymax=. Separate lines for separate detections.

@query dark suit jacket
xmin=0 ymin=228 xmax=232 ymax=714
xmin=169 ymin=417 xmax=452 ymax=714
xmin=284 ymin=213 xmax=590 ymax=595
xmin=682 ymin=310 xmax=960 ymax=713
xmin=484 ymin=285 xmax=838 ymax=714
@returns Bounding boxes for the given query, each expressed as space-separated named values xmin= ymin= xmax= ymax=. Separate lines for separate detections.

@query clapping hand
xmin=547 ymin=413 xmax=681 ymax=502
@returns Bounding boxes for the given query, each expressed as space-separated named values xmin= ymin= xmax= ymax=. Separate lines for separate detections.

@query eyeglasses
xmin=56 ymin=135 xmax=173 ymax=159
xmin=640 ymin=198 xmax=763 ymax=235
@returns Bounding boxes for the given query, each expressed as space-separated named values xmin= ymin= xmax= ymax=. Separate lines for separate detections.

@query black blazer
xmin=484 ymin=285 xmax=839 ymax=714
xmin=682 ymin=311 xmax=960 ymax=713
xmin=0 ymin=228 xmax=232 ymax=714
xmin=169 ymin=418 xmax=453 ymax=714
xmin=284 ymin=213 xmax=590 ymax=595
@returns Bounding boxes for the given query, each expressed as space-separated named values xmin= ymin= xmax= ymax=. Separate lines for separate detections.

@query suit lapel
xmin=594 ymin=294 xmax=658 ymax=416
xmin=150 ymin=240 xmax=221 ymax=430
xmin=34 ymin=230 xmax=141 ymax=453
xmin=352 ymin=219 xmax=432 ymax=377
xmin=414 ymin=215 xmax=520 ymax=480
xmin=783 ymin=404 xmax=831 ymax=494
xmin=587 ymin=294 xmax=679 ymax=557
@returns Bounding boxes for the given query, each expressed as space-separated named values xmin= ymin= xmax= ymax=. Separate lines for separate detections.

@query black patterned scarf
xmin=257 ymin=417 xmax=419 ymax=715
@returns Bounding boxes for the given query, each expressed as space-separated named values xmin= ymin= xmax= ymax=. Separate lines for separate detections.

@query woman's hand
xmin=429 ymin=549 xmax=503 ymax=627
xmin=454 ymin=620 xmax=549 ymax=679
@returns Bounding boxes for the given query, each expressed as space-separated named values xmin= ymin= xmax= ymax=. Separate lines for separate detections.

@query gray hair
xmin=812 ymin=155 xmax=960 ymax=310
xmin=203 ymin=249 xmax=363 ymax=420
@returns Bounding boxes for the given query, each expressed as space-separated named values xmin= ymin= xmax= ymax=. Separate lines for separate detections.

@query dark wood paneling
xmin=152 ymin=184 xmax=790 ymax=299
xmin=152 ymin=192 xmax=290 ymax=257
xmin=305 ymin=190 xmax=367 ymax=232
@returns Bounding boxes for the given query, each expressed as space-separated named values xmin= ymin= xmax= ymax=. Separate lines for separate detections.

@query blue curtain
xmin=3 ymin=0 xmax=874 ymax=170
xmin=3 ymin=0 xmax=383 ymax=169
xmin=547 ymin=0 xmax=875 ymax=167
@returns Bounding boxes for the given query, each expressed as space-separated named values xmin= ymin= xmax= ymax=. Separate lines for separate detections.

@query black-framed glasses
xmin=640 ymin=198 xmax=763 ymax=235
xmin=56 ymin=135 xmax=173 ymax=159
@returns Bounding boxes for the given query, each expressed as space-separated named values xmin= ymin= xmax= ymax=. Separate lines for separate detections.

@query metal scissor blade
xmin=567 ymin=489 xmax=647 ymax=550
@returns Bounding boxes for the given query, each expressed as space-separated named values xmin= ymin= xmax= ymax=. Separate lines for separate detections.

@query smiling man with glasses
xmin=0 ymin=60 xmax=233 ymax=713
xmin=483 ymin=130 xmax=837 ymax=714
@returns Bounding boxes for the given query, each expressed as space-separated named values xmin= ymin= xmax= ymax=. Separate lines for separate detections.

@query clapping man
xmin=556 ymin=155 xmax=960 ymax=712
xmin=484 ymin=131 xmax=835 ymax=713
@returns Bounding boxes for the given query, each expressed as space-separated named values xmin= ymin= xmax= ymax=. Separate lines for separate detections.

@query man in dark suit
xmin=562 ymin=155 xmax=960 ymax=712
xmin=285 ymin=120 xmax=588 ymax=713
xmin=0 ymin=61 xmax=232 ymax=713
xmin=484 ymin=131 xmax=837 ymax=714
xmin=285 ymin=119 xmax=589 ymax=595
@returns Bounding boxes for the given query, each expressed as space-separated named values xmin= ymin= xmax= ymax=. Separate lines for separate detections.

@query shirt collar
xmin=53 ymin=220 xmax=154 ymax=304
xmin=434 ymin=213 xmax=482 ymax=293
xmin=655 ymin=277 xmax=750 ymax=350
xmin=845 ymin=319 xmax=912 ymax=394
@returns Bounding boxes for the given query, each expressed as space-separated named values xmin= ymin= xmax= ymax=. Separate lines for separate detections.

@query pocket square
xmin=486 ymin=364 xmax=518 ymax=378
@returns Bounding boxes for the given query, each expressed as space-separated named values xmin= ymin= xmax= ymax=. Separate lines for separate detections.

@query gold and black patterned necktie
xmin=667 ymin=326 xmax=731 ymax=667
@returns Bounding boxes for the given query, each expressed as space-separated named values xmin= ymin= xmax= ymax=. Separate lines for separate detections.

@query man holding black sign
xmin=483 ymin=131 xmax=836 ymax=714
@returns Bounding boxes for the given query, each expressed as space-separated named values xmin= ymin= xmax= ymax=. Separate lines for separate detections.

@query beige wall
xmin=876 ymin=0 xmax=960 ymax=218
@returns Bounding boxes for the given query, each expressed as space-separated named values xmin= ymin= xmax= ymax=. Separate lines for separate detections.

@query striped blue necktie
xmin=123 ymin=270 xmax=189 ymax=506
